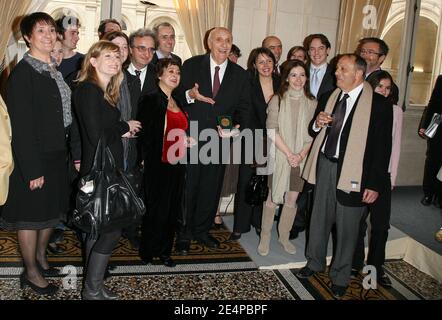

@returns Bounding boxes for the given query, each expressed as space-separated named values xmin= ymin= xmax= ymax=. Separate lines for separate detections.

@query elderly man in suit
xmin=296 ymin=54 xmax=392 ymax=298
xmin=175 ymin=27 xmax=251 ymax=254
xmin=0 ymin=97 xmax=13 ymax=206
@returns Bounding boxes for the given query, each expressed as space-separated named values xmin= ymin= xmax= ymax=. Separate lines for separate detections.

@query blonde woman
xmin=258 ymin=60 xmax=316 ymax=256
xmin=73 ymin=40 xmax=141 ymax=300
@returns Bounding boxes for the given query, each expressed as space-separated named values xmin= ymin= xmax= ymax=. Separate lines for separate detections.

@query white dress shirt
xmin=127 ymin=63 xmax=148 ymax=90
xmin=313 ymin=82 xmax=364 ymax=158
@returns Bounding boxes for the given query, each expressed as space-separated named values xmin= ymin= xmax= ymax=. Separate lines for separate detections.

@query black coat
xmin=178 ymin=54 xmax=251 ymax=133
xmin=309 ymin=88 xmax=393 ymax=207
xmin=137 ymin=87 xmax=187 ymax=198
xmin=73 ymin=81 xmax=129 ymax=176
xmin=422 ymin=75 xmax=442 ymax=158
xmin=316 ymin=63 xmax=337 ymax=101
xmin=125 ymin=65 xmax=158 ymax=110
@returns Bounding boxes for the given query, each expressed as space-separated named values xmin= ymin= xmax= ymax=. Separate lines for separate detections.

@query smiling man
xmin=303 ymin=34 xmax=336 ymax=100
xmin=297 ymin=54 xmax=392 ymax=299
xmin=151 ymin=22 xmax=182 ymax=66
xmin=175 ymin=27 xmax=251 ymax=254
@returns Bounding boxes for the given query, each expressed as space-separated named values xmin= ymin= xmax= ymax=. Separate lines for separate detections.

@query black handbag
xmin=73 ymin=138 xmax=145 ymax=237
xmin=245 ymin=173 xmax=269 ymax=206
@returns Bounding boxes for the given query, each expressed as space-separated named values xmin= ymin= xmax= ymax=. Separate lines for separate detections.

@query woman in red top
xmin=137 ymin=58 xmax=192 ymax=267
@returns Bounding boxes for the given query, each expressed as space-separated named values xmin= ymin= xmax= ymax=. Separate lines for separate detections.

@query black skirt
xmin=0 ymin=151 xmax=68 ymax=230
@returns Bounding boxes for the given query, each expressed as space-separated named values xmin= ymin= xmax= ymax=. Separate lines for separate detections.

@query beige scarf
xmin=302 ymin=82 xmax=373 ymax=193
xmin=271 ymin=88 xmax=316 ymax=204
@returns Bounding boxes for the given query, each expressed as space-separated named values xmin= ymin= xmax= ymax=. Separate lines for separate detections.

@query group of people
xmin=0 ymin=10 xmax=439 ymax=300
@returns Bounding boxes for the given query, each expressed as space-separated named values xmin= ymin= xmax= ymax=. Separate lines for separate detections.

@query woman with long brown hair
xmin=73 ymin=40 xmax=141 ymax=300
xmin=258 ymin=59 xmax=316 ymax=256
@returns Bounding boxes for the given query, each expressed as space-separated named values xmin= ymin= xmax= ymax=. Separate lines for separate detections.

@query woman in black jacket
xmin=229 ymin=47 xmax=280 ymax=241
xmin=73 ymin=40 xmax=141 ymax=300
xmin=1 ymin=12 xmax=71 ymax=296
xmin=138 ymin=58 xmax=192 ymax=267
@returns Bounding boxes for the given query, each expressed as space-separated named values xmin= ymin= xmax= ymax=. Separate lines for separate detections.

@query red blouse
xmin=161 ymin=109 xmax=189 ymax=164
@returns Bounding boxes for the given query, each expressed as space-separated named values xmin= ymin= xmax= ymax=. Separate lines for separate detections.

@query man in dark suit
xmin=296 ymin=54 xmax=392 ymax=298
xmin=419 ymin=75 xmax=442 ymax=207
xmin=151 ymin=22 xmax=182 ymax=66
xmin=175 ymin=27 xmax=251 ymax=253
xmin=126 ymin=28 xmax=158 ymax=106
xmin=303 ymin=34 xmax=336 ymax=100
xmin=355 ymin=37 xmax=399 ymax=105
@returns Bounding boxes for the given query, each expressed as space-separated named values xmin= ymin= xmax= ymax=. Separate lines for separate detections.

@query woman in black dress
xmin=73 ymin=40 xmax=141 ymax=300
xmin=0 ymin=12 xmax=72 ymax=296
xmin=138 ymin=58 xmax=191 ymax=267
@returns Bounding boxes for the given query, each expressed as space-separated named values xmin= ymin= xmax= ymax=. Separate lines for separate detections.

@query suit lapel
xmin=199 ymin=54 xmax=212 ymax=98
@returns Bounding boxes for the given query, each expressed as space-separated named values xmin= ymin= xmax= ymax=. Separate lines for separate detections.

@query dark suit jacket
xmin=422 ymin=75 xmax=442 ymax=157
xmin=125 ymin=65 xmax=158 ymax=110
xmin=179 ymin=54 xmax=251 ymax=133
xmin=150 ymin=52 xmax=182 ymax=66
xmin=310 ymin=63 xmax=336 ymax=101
xmin=309 ymin=88 xmax=393 ymax=207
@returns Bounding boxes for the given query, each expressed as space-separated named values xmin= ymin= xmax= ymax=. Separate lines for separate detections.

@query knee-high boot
xmin=257 ymin=205 xmax=276 ymax=256
xmin=278 ymin=205 xmax=297 ymax=254
xmin=82 ymin=252 xmax=118 ymax=300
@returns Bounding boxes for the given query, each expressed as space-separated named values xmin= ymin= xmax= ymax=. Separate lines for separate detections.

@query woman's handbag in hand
xmin=73 ymin=138 xmax=145 ymax=237
xmin=245 ymin=172 xmax=269 ymax=206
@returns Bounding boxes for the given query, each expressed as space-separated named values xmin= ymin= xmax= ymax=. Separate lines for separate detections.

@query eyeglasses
xmin=360 ymin=49 xmax=382 ymax=56
xmin=132 ymin=46 xmax=155 ymax=53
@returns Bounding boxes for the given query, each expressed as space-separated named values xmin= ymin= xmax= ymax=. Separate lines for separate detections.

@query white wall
xmin=232 ymin=0 xmax=341 ymax=69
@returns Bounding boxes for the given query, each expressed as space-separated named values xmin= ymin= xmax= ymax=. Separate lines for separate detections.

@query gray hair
xmin=129 ymin=28 xmax=158 ymax=49
xmin=153 ymin=22 xmax=175 ymax=35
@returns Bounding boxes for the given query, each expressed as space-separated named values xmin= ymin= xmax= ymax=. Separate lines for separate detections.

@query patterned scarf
xmin=23 ymin=52 xmax=72 ymax=128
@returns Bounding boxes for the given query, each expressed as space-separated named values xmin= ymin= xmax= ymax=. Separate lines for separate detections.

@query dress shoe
xmin=330 ymin=284 xmax=347 ymax=299
xmin=213 ymin=215 xmax=224 ymax=230
xmin=37 ymin=262 xmax=60 ymax=277
xmin=175 ymin=241 xmax=190 ymax=256
xmin=227 ymin=232 xmax=241 ymax=242
xmin=421 ymin=195 xmax=433 ymax=206
xmin=47 ymin=242 xmax=65 ymax=255
xmin=20 ymin=273 xmax=58 ymax=296
xmin=296 ymin=266 xmax=315 ymax=279
xmin=159 ymin=256 xmax=176 ymax=267
xmin=377 ymin=273 xmax=392 ymax=288
xmin=194 ymin=235 xmax=220 ymax=249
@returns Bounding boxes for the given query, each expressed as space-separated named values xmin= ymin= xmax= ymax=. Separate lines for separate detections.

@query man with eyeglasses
xmin=151 ymin=22 xmax=182 ymax=66
xmin=356 ymin=37 xmax=399 ymax=105
xmin=303 ymin=34 xmax=336 ymax=100
xmin=126 ymin=28 xmax=158 ymax=105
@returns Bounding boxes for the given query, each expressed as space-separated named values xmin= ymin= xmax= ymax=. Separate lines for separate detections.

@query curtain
xmin=336 ymin=0 xmax=392 ymax=54
xmin=174 ymin=0 xmax=234 ymax=56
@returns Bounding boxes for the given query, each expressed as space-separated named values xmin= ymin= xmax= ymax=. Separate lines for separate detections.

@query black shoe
xmin=159 ymin=256 xmax=176 ymax=267
xmin=421 ymin=195 xmax=433 ymax=206
xmin=213 ymin=215 xmax=224 ymax=230
xmin=227 ymin=232 xmax=241 ymax=242
xmin=331 ymin=284 xmax=347 ymax=299
xmin=296 ymin=266 xmax=315 ymax=279
xmin=47 ymin=243 xmax=65 ymax=255
xmin=194 ymin=235 xmax=220 ymax=249
xmin=20 ymin=273 xmax=58 ymax=296
xmin=289 ymin=226 xmax=304 ymax=240
xmin=175 ymin=241 xmax=190 ymax=256
xmin=377 ymin=273 xmax=392 ymax=288
xmin=350 ymin=268 xmax=360 ymax=279
xmin=36 ymin=262 xmax=60 ymax=277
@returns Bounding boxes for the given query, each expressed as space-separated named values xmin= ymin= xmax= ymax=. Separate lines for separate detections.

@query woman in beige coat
xmin=0 ymin=96 xmax=13 ymax=205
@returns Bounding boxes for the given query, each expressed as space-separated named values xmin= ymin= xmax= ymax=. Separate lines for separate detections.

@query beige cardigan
xmin=0 ymin=96 xmax=13 ymax=205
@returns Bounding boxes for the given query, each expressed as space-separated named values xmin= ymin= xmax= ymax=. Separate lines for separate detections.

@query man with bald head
xmin=262 ymin=35 xmax=282 ymax=75
xmin=176 ymin=27 xmax=251 ymax=253
xmin=296 ymin=54 xmax=392 ymax=298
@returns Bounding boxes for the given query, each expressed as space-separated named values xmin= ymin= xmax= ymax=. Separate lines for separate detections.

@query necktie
xmin=135 ymin=69 xmax=142 ymax=79
xmin=324 ymin=93 xmax=350 ymax=159
xmin=212 ymin=66 xmax=220 ymax=98
xmin=311 ymin=68 xmax=320 ymax=97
